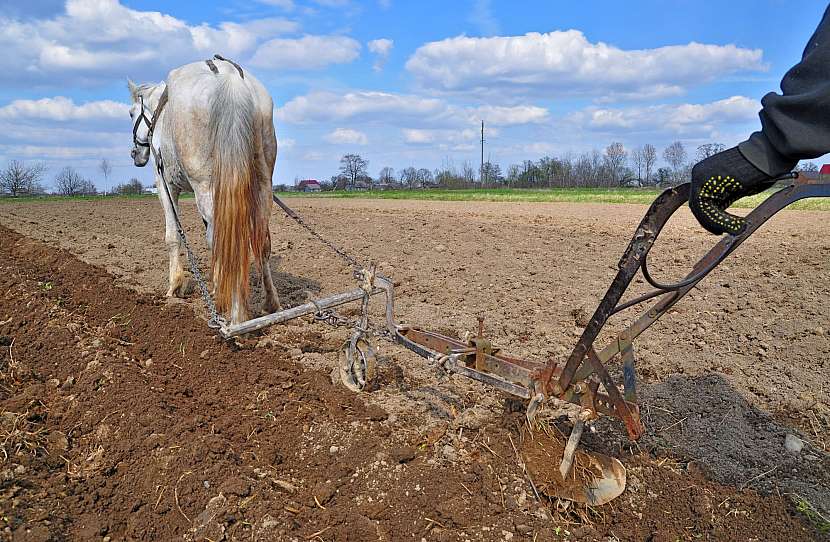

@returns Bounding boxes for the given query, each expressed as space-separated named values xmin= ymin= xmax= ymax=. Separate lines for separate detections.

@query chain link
xmin=154 ymin=149 xmax=224 ymax=329
xmin=272 ymin=194 xmax=398 ymax=342
xmin=272 ymin=195 xmax=365 ymax=272
xmin=153 ymin=141 xmax=387 ymax=335
xmin=312 ymin=307 xmax=394 ymax=342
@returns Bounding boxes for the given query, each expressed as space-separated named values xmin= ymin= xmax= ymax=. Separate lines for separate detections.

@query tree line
xmin=0 ymin=158 xmax=150 ymax=197
xmin=290 ymin=142 xmax=820 ymax=192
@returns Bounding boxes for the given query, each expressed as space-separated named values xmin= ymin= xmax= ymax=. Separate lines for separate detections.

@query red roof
xmin=820 ymin=165 xmax=830 ymax=175
xmin=297 ymin=179 xmax=320 ymax=188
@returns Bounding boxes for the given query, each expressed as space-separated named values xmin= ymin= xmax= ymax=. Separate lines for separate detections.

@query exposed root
xmin=0 ymin=402 xmax=49 ymax=462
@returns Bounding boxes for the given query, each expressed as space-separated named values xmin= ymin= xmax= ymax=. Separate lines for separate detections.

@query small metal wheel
xmin=339 ymin=331 xmax=377 ymax=392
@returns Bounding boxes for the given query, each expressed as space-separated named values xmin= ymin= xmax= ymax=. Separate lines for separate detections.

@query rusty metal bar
xmin=591 ymin=175 xmax=830 ymax=369
xmin=221 ymin=287 xmax=384 ymax=337
xmin=553 ymin=185 xmax=691 ymax=395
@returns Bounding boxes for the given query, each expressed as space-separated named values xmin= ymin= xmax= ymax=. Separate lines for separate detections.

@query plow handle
xmin=544 ymin=174 xmax=830 ymax=439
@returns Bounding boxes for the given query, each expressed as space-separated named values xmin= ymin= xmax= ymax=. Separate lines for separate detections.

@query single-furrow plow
xmin=210 ymin=174 xmax=829 ymax=504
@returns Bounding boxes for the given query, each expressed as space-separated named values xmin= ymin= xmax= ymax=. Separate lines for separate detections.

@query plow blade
xmin=523 ymin=427 xmax=626 ymax=506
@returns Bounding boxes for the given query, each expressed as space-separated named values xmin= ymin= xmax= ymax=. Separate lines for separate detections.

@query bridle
xmin=131 ymin=88 xmax=168 ymax=153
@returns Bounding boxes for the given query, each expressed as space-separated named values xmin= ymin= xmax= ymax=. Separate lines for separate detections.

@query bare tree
xmin=400 ymin=167 xmax=418 ymax=189
xmin=461 ymin=161 xmax=476 ymax=185
xmin=642 ymin=144 xmax=657 ymax=185
xmin=797 ymin=161 xmax=819 ymax=172
xmin=115 ymin=177 xmax=144 ymax=195
xmin=330 ymin=174 xmax=348 ymax=190
xmin=604 ymin=142 xmax=627 ymax=185
xmin=339 ymin=154 xmax=368 ymax=188
xmin=416 ymin=168 xmax=433 ymax=187
xmin=99 ymin=158 xmax=112 ymax=187
xmin=663 ymin=141 xmax=687 ymax=185
xmin=55 ymin=166 xmax=96 ymax=196
xmin=695 ymin=143 xmax=726 ymax=161
xmin=0 ymin=160 xmax=46 ymax=196
xmin=378 ymin=166 xmax=396 ymax=185
xmin=481 ymin=161 xmax=502 ymax=186
xmin=631 ymin=147 xmax=645 ymax=185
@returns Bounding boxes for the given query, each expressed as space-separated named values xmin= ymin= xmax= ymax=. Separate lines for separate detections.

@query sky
xmin=0 ymin=0 xmax=827 ymax=190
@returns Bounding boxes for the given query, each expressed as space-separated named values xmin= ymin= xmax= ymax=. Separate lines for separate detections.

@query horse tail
xmin=208 ymin=73 xmax=265 ymax=319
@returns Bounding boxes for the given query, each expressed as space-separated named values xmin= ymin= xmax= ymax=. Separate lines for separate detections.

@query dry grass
xmin=0 ymin=403 xmax=49 ymax=462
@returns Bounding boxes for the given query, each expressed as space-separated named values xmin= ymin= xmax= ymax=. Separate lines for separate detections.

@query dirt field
xmin=1 ymin=196 xmax=828 ymax=541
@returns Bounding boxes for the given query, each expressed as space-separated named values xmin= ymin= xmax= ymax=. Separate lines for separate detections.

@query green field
xmin=275 ymin=186 xmax=830 ymax=210
xmin=0 ymin=193 xmax=190 ymax=204
xmin=4 ymin=186 xmax=829 ymax=210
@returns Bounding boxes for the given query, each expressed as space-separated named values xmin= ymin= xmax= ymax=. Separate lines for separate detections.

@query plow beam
xmin=221 ymin=286 xmax=385 ymax=338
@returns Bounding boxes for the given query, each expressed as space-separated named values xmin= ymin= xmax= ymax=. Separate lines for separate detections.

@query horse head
xmin=127 ymin=79 xmax=157 ymax=167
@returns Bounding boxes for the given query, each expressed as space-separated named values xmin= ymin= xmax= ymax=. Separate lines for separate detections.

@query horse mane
xmin=129 ymin=81 xmax=163 ymax=100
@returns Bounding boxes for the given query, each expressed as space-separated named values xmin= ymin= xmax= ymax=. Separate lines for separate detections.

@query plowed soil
xmin=1 ymin=195 xmax=828 ymax=541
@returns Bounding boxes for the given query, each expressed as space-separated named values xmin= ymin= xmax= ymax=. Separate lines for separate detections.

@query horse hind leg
xmin=259 ymin=233 xmax=282 ymax=314
xmin=166 ymin=243 xmax=186 ymax=298
xmin=158 ymin=179 xmax=186 ymax=298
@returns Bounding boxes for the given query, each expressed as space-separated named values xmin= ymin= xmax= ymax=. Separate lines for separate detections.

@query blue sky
xmin=0 ymin=0 xmax=827 ymax=190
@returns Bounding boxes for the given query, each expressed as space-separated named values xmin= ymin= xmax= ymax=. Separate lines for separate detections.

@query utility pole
xmin=480 ymin=120 xmax=485 ymax=188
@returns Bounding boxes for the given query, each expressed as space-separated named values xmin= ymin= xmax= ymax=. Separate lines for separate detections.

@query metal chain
xmin=154 ymin=148 xmax=224 ymax=329
xmin=143 ymin=86 xmax=380 ymax=335
xmin=312 ymin=307 xmax=394 ymax=342
xmin=273 ymin=194 xmax=399 ymax=341
xmin=272 ymin=195 xmax=367 ymax=274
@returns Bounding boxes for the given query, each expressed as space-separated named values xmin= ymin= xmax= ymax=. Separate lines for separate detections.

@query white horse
xmin=128 ymin=57 xmax=281 ymax=325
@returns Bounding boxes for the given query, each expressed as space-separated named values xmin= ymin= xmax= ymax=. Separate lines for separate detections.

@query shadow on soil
xmin=248 ymin=257 xmax=323 ymax=311
xmin=634 ymin=373 xmax=829 ymax=522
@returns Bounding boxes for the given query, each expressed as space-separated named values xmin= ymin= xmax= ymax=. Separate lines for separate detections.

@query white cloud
xmin=0 ymin=143 xmax=125 ymax=161
xmin=325 ymin=128 xmax=368 ymax=145
xmin=0 ymin=0 xmax=340 ymax=87
xmin=468 ymin=105 xmax=548 ymax=125
xmin=401 ymin=127 xmax=489 ymax=148
xmin=276 ymin=89 xmax=548 ymax=128
xmin=257 ymin=0 xmax=296 ymax=10
xmin=402 ymin=129 xmax=435 ymax=144
xmin=0 ymin=97 xmax=128 ymax=121
xmin=569 ymin=96 xmax=759 ymax=136
xmin=469 ymin=0 xmax=500 ymax=36
xmin=367 ymin=38 xmax=394 ymax=71
xmin=406 ymin=30 xmax=766 ymax=98
xmin=277 ymin=90 xmax=445 ymax=124
xmin=302 ymin=150 xmax=326 ymax=161
xmin=279 ymin=137 xmax=297 ymax=150
xmin=249 ymin=34 xmax=361 ymax=70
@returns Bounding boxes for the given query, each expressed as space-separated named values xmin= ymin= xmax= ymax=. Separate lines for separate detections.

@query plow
xmin=175 ymin=172 xmax=830 ymax=506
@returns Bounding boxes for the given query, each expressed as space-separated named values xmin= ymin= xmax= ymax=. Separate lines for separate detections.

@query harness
xmin=132 ymin=55 xmax=243 ymax=157
xmin=128 ymin=55 xmax=246 ymax=330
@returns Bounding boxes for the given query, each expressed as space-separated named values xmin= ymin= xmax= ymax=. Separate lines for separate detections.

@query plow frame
xmin=223 ymin=174 xmax=829 ymax=443
xmin=392 ymin=175 xmax=830 ymax=440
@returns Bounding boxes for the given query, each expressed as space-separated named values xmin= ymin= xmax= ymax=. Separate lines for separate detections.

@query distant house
xmin=819 ymin=164 xmax=830 ymax=180
xmin=297 ymin=179 xmax=321 ymax=192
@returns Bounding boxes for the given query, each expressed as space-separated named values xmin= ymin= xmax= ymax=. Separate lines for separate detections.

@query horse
xmin=128 ymin=57 xmax=281 ymax=325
